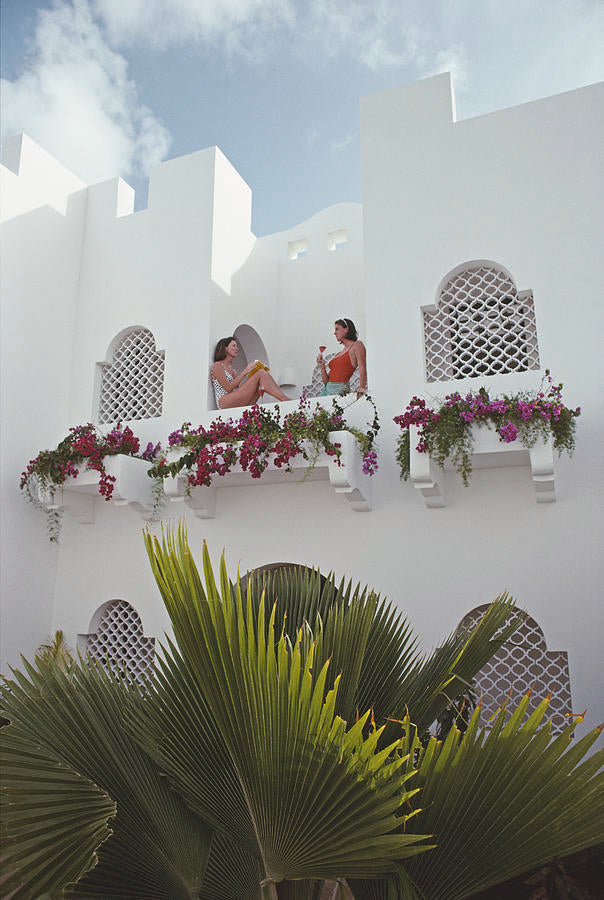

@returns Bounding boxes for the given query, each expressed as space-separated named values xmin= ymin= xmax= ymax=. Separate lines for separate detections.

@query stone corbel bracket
xmin=528 ymin=438 xmax=556 ymax=503
xmin=408 ymin=424 xmax=556 ymax=507
xmin=160 ymin=430 xmax=372 ymax=516
xmin=163 ymin=473 xmax=217 ymax=519
xmin=37 ymin=456 xmax=156 ymax=524
xmin=409 ymin=425 xmax=445 ymax=508
xmin=327 ymin=430 xmax=372 ymax=511
xmin=38 ymin=484 xmax=95 ymax=524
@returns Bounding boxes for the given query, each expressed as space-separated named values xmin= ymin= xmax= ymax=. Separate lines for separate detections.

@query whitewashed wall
xmin=360 ymin=74 xmax=604 ymax=731
xmin=1 ymin=136 xmax=87 ymax=665
xmin=1 ymin=76 xmax=602 ymax=737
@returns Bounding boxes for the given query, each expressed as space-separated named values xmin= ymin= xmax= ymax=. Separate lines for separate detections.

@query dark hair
xmin=335 ymin=318 xmax=358 ymax=342
xmin=214 ymin=336 xmax=236 ymax=362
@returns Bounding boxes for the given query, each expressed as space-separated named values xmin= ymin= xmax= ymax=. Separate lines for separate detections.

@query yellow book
xmin=247 ymin=360 xmax=269 ymax=376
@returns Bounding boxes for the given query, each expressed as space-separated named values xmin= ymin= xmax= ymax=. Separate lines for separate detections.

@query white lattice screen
xmin=86 ymin=599 xmax=155 ymax=681
xmin=99 ymin=328 xmax=164 ymax=424
xmin=302 ymin=353 xmax=361 ymax=397
xmin=423 ymin=265 xmax=540 ymax=382
xmin=460 ymin=605 xmax=572 ymax=733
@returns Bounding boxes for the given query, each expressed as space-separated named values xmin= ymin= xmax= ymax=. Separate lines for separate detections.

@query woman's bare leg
xmin=218 ymin=371 xmax=291 ymax=410
xmin=258 ymin=370 xmax=291 ymax=402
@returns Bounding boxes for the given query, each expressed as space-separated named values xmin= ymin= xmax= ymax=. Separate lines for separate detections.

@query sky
xmin=2 ymin=0 xmax=603 ymax=235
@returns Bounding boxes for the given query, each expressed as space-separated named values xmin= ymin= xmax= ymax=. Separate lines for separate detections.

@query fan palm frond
xmin=144 ymin=526 xmax=434 ymax=892
xmin=1 ymin=657 xmax=213 ymax=899
xmin=1 ymin=723 xmax=115 ymax=898
xmin=400 ymin=696 xmax=604 ymax=899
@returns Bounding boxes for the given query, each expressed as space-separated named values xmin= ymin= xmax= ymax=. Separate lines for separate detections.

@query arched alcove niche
xmin=232 ymin=324 xmax=269 ymax=374
xmin=422 ymin=261 xmax=540 ymax=383
xmin=78 ymin=599 xmax=155 ymax=683
xmin=459 ymin=605 xmax=572 ymax=734
xmin=208 ymin=323 xmax=270 ymax=409
xmin=96 ymin=325 xmax=165 ymax=424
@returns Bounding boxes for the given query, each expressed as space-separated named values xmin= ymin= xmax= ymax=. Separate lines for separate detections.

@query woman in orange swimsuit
xmin=211 ymin=337 xmax=291 ymax=409
xmin=317 ymin=318 xmax=367 ymax=396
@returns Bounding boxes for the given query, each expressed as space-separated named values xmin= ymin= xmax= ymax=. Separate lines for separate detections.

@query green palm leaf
xmin=1 ymin=657 xmax=213 ymax=899
xmin=400 ymin=696 xmax=604 ymax=899
xmin=132 ymin=636 xmax=258 ymax=854
xmin=392 ymin=593 xmax=521 ymax=735
xmin=246 ymin=565 xmax=521 ymax=734
xmin=198 ymin=830 xmax=264 ymax=899
xmin=247 ymin=567 xmax=420 ymax=727
xmin=1 ymin=724 xmax=115 ymax=898
xmin=144 ymin=526 xmax=434 ymax=891
xmin=244 ymin=566 xmax=334 ymax=636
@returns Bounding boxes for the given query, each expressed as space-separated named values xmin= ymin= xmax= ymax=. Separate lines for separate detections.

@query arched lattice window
xmin=423 ymin=263 xmax=540 ymax=382
xmin=85 ymin=599 xmax=155 ymax=682
xmin=99 ymin=327 xmax=164 ymax=424
xmin=459 ymin=605 xmax=572 ymax=733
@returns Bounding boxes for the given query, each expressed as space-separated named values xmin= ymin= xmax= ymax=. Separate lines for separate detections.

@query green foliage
xmin=1 ymin=723 xmax=116 ymax=898
xmin=398 ymin=701 xmax=604 ymax=899
xmin=34 ymin=629 xmax=74 ymax=672
xmin=1 ymin=527 xmax=602 ymax=899
xmin=394 ymin=373 xmax=581 ymax=485
xmin=143 ymin=527 xmax=433 ymax=884
xmin=148 ymin=393 xmax=380 ymax=488
xmin=1 ymin=657 xmax=213 ymax=899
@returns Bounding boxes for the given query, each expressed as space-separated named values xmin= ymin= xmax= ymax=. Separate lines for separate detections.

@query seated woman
xmin=211 ymin=337 xmax=292 ymax=409
xmin=317 ymin=318 xmax=367 ymax=396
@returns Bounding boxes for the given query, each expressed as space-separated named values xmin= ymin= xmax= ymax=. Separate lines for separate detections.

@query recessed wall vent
xmin=288 ymin=238 xmax=308 ymax=260
xmin=328 ymin=229 xmax=348 ymax=251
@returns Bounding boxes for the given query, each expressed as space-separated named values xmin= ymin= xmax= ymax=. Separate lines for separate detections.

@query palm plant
xmin=1 ymin=524 xmax=602 ymax=899
xmin=34 ymin=629 xmax=73 ymax=672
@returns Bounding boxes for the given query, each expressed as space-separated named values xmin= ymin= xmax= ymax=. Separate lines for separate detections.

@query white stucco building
xmin=2 ymin=74 xmax=603 ymax=734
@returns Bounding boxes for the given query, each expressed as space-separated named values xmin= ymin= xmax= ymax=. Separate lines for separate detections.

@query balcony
xmin=36 ymin=397 xmax=375 ymax=524
xmin=409 ymin=423 xmax=556 ymax=508
xmin=163 ymin=429 xmax=371 ymax=517
xmin=38 ymin=455 xmax=156 ymax=524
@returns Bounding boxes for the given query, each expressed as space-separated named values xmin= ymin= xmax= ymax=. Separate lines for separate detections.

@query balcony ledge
xmin=37 ymin=429 xmax=372 ymax=524
xmin=163 ymin=430 xmax=372 ymax=516
xmin=37 ymin=456 xmax=156 ymax=524
xmin=409 ymin=424 xmax=556 ymax=508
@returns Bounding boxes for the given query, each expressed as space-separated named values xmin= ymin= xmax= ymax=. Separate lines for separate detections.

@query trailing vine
xmin=21 ymin=395 xmax=379 ymax=541
xmin=20 ymin=424 xmax=160 ymax=542
xmin=394 ymin=371 xmax=580 ymax=485
xmin=148 ymin=393 xmax=380 ymax=489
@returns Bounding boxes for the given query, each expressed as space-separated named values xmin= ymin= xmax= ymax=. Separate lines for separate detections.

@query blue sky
xmin=2 ymin=0 xmax=603 ymax=235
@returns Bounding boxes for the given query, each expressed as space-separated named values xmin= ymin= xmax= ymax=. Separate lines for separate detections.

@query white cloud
xmin=307 ymin=0 xmax=425 ymax=70
xmin=306 ymin=123 xmax=320 ymax=149
xmin=1 ymin=0 xmax=171 ymax=184
xmin=330 ymin=133 xmax=356 ymax=153
xmin=94 ymin=0 xmax=295 ymax=54
xmin=423 ymin=44 xmax=469 ymax=93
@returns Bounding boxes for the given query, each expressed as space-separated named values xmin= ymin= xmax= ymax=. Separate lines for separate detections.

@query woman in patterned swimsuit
xmin=317 ymin=318 xmax=367 ymax=396
xmin=211 ymin=337 xmax=291 ymax=409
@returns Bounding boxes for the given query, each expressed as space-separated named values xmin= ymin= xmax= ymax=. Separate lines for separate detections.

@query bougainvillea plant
xmin=148 ymin=393 xmax=380 ymax=489
xmin=20 ymin=424 xmax=160 ymax=541
xmin=21 ymin=395 xmax=379 ymax=542
xmin=394 ymin=371 xmax=580 ymax=485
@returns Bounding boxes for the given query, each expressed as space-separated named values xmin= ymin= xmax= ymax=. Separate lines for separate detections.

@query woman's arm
xmin=211 ymin=362 xmax=254 ymax=394
xmin=351 ymin=341 xmax=367 ymax=391
xmin=318 ymin=358 xmax=328 ymax=385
